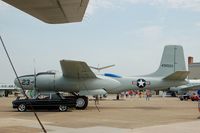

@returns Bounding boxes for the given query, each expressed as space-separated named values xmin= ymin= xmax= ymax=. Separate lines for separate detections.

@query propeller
xmin=90 ymin=64 xmax=115 ymax=73
xmin=32 ymin=59 xmax=37 ymax=97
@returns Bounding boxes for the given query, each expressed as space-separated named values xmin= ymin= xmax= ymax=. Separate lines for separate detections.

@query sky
xmin=1 ymin=0 xmax=200 ymax=84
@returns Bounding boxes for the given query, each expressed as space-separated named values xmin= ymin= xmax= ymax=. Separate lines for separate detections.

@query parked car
xmin=179 ymin=93 xmax=191 ymax=101
xmin=165 ymin=91 xmax=177 ymax=97
xmin=12 ymin=92 xmax=77 ymax=112
xmin=191 ymin=94 xmax=200 ymax=101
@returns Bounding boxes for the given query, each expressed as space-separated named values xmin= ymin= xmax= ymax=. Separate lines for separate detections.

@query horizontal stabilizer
xmin=163 ymin=71 xmax=189 ymax=80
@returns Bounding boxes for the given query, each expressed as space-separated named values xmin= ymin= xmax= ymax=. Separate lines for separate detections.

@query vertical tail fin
xmin=150 ymin=45 xmax=186 ymax=77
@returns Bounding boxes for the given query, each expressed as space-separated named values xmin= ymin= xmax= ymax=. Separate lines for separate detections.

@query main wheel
xmin=76 ymin=96 xmax=88 ymax=110
xmin=17 ymin=104 xmax=27 ymax=112
xmin=59 ymin=105 xmax=68 ymax=112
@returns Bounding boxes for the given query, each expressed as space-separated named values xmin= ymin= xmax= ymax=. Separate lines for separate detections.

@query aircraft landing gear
xmin=76 ymin=96 xmax=88 ymax=110
xmin=71 ymin=92 xmax=88 ymax=110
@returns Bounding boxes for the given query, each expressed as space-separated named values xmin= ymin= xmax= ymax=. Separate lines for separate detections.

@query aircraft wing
xmin=60 ymin=60 xmax=97 ymax=79
xmin=2 ymin=0 xmax=89 ymax=24
xmin=163 ymin=71 xmax=190 ymax=80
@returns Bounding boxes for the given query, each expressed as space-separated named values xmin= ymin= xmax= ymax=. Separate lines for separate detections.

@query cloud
xmin=86 ymin=0 xmax=200 ymax=16
xmin=166 ymin=0 xmax=200 ymax=9
xmin=86 ymin=0 xmax=121 ymax=16
xmin=125 ymin=0 xmax=200 ymax=10
xmin=159 ymin=0 xmax=200 ymax=11
xmin=129 ymin=25 xmax=163 ymax=43
xmin=195 ymin=22 xmax=200 ymax=27
xmin=140 ymin=25 xmax=163 ymax=39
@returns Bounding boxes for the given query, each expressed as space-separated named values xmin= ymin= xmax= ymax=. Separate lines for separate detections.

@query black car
xmin=179 ymin=93 xmax=191 ymax=101
xmin=12 ymin=92 xmax=77 ymax=112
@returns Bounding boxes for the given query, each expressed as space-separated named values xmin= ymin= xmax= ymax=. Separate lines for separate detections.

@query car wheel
xmin=59 ymin=105 xmax=68 ymax=112
xmin=185 ymin=97 xmax=188 ymax=100
xmin=18 ymin=104 xmax=26 ymax=112
xmin=76 ymin=96 xmax=88 ymax=110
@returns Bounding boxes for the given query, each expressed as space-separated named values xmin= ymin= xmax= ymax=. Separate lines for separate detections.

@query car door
xmin=49 ymin=93 xmax=62 ymax=109
xmin=34 ymin=93 xmax=51 ymax=109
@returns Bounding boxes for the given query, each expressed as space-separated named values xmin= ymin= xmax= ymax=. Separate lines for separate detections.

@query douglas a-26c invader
xmin=14 ymin=45 xmax=189 ymax=109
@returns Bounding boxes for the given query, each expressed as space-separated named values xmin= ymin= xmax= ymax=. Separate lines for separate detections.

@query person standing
xmin=139 ymin=91 xmax=142 ymax=98
xmin=146 ymin=89 xmax=151 ymax=101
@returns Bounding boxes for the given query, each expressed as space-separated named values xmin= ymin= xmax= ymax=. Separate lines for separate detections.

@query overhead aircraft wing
xmin=60 ymin=60 xmax=96 ymax=79
xmin=2 ymin=0 xmax=89 ymax=24
xmin=163 ymin=71 xmax=190 ymax=80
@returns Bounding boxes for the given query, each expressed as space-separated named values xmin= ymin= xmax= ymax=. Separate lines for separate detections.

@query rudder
xmin=150 ymin=45 xmax=186 ymax=77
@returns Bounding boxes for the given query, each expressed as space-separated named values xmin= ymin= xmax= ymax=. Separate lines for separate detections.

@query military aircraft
xmin=2 ymin=0 xmax=89 ymax=24
xmin=14 ymin=45 xmax=189 ymax=109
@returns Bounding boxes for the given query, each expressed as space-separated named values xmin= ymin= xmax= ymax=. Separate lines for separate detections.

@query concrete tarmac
xmin=0 ymin=95 xmax=199 ymax=133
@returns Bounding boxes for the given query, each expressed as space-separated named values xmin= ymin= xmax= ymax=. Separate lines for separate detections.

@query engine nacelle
xmin=36 ymin=73 xmax=55 ymax=91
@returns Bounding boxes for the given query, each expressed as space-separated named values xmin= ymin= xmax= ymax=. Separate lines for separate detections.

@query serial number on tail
xmin=161 ymin=64 xmax=174 ymax=68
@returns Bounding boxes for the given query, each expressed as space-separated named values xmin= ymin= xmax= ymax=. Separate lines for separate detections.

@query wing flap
xmin=2 ymin=0 xmax=89 ymax=24
xmin=163 ymin=71 xmax=190 ymax=80
xmin=60 ymin=60 xmax=96 ymax=79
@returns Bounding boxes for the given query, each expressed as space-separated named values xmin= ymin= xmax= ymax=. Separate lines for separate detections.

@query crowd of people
xmin=118 ymin=90 xmax=151 ymax=100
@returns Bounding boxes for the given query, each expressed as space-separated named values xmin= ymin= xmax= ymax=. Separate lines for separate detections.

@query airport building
xmin=188 ymin=56 xmax=200 ymax=79
xmin=0 ymin=84 xmax=15 ymax=97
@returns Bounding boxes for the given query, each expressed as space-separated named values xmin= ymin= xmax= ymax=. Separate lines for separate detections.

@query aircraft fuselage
xmin=14 ymin=72 xmax=187 ymax=94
